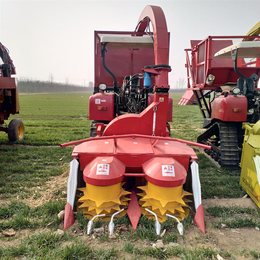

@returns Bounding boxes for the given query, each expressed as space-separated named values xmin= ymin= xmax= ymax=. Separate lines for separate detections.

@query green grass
xmin=0 ymin=146 xmax=72 ymax=199
xmin=169 ymin=93 xmax=204 ymax=142
xmin=0 ymin=93 xmax=91 ymax=145
xmin=0 ymin=236 xmax=231 ymax=260
xmin=121 ymin=215 xmax=182 ymax=242
xmin=0 ymin=231 xmax=119 ymax=259
xmin=123 ymin=242 xmax=229 ymax=260
xmin=0 ymin=200 xmax=66 ymax=231
xmin=207 ymin=205 xmax=260 ymax=229
xmin=206 ymin=205 xmax=260 ymax=218
xmin=248 ymin=249 xmax=260 ymax=259
xmin=198 ymin=153 xmax=245 ymax=199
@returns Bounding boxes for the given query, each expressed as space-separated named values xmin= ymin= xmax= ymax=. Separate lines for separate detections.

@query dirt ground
xmin=1 ymin=169 xmax=260 ymax=259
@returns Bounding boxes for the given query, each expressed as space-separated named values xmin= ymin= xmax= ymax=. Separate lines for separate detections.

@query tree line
xmin=17 ymin=79 xmax=93 ymax=93
xmin=17 ymin=79 xmax=186 ymax=94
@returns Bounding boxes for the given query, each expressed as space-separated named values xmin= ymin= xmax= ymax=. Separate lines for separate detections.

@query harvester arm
xmin=135 ymin=5 xmax=169 ymax=66
xmin=135 ymin=5 xmax=170 ymax=92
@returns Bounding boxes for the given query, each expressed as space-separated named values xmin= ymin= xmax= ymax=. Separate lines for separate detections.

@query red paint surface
xmin=211 ymin=94 xmax=247 ymax=122
xmin=142 ymin=157 xmax=187 ymax=187
xmin=83 ymin=156 xmax=125 ymax=186
xmin=89 ymin=93 xmax=114 ymax=121
xmin=186 ymin=36 xmax=260 ymax=90
xmin=72 ymin=136 xmax=197 ymax=174
xmin=64 ymin=202 xmax=75 ymax=230
xmin=194 ymin=204 xmax=206 ymax=234
xmin=127 ymin=191 xmax=142 ymax=230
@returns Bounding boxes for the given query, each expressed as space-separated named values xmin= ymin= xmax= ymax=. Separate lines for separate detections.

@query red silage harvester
xmin=185 ymin=32 xmax=260 ymax=169
xmin=0 ymin=43 xmax=24 ymax=141
xmin=62 ymin=5 xmax=210 ymax=235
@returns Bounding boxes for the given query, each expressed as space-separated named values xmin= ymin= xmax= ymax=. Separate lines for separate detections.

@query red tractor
xmin=0 ymin=42 xmax=24 ymax=141
xmin=185 ymin=35 xmax=260 ymax=168
xmin=62 ymin=5 xmax=210 ymax=235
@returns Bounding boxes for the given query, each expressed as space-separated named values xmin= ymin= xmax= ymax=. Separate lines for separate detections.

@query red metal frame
xmin=0 ymin=43 xmax=19 ymax=125
xmin=70 ymin=135 xmax=198 ymax=173
xmin=185 ymin=36 xmax=260 ymax=90
xmin=94 ymin=31 xmax=155 ymax=88
xmin=0 ymin=78 xmax=19 ymax=125
xmin=61 ymin=133 xmax=211 ymax=150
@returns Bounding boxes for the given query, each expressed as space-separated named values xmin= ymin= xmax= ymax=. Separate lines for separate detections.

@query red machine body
xmin=211 ymin=93 xmax=247 ymax=122
xmin=0 ymin=43 xmax=24 ymax=141
xmin=72 ymin=136 xmax=198 ymax=174
xmin=185 ymin=36 xmax=260 ymax=168
xmin=147 ymin=94 xmax=173 ymax=122
xmin=89 ymin=93 xmax=114 ymax=121
xmin=0 ymin=77 xmax=19 ymax=123
xmin=63 ymin=5 xmax=208 ymax=234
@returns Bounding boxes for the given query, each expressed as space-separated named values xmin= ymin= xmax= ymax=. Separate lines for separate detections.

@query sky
xmin=0 ymin=0 xmax=259 ymax=88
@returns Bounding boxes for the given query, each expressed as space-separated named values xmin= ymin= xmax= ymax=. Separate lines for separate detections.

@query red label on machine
xmin=162 ymin=165 xmax=175 ymax=177
xmin=96 ymin=164 xmax=110 ymax=175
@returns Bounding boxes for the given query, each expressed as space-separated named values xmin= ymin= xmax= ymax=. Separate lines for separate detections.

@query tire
xmin=8 ymin=119 xmax=25 ymax=141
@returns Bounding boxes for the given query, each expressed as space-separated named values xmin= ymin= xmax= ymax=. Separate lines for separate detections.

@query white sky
xmin=0 ymin=0 xmax=259 ymax=87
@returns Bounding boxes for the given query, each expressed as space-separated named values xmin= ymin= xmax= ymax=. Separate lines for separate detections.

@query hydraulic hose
xmin=101 ymin=43 xmax=118 ymax=92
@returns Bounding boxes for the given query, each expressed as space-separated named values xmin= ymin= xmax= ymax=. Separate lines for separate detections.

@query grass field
xmin=0 ymin=92 xmax=259 ymax=259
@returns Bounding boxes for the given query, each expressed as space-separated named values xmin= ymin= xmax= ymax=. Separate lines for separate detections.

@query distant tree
xmin=174 ymin=78 xmax=186 ymax=89
xmin=89 ymin=81 xmax=94 ymax=88
xmin=18 ymin=79 xmax=88 ymax=93
xmin=180 ymin=78 xmax=185 ymax=88
xmin=49 ymin=73 xmax=54 ymax=83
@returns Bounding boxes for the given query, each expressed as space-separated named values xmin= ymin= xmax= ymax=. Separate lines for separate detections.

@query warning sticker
xmin=96 ymin=164 xmax=110 ymax=175
xmin=159 ymin=97 xmax=164 ymax=102
xmin=95 ymin=99 xmax=101 ymax=104
xmin=162 ymin=165 xmax=175 ymax=177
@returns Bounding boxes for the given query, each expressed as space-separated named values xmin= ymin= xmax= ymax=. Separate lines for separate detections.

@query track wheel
xmin=77 ymin=182 xmax=131 ymax=221
xmin=138 ymin=182 xmax=191 ymax=222
xmin=219 ymin=123 xmax=239 ymax=168
xmin=8 ymin=119 xmax=25 ymax=141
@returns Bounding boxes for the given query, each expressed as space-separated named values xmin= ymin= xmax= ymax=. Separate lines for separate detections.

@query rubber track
xmin=219 ymin=123 xmax=239 ymax=168
xmin=197 ymin=122 xmax=240 ymax=168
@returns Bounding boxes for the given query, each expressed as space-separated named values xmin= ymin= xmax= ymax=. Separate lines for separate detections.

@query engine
xmin=118 ymin=73 xmax=152 ymax=114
